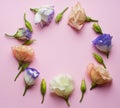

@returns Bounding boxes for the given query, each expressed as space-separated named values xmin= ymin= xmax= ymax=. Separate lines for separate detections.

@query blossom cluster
xmin=5 ymin=1 xmax=113 ymax=107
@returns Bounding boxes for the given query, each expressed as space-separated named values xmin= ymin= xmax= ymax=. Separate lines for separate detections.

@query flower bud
xmin=93 ymin=53 xmax=106 ymax=68
xmin=40 ymin=79 xmax=47 ymax=104
xmin=93 ymin=23 xmax=103 ymax=34
xmin=24 ymin=13 xmax=33 ymax=32
xmin=80 ymin=79 xmax=86 ymax=102
xmin=55 ymin=7 xmax=68 ymax=23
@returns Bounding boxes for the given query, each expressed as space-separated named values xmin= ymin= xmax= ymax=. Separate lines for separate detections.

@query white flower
xmin=23 ymin=68 xmax=40 ymax=96
xmin=33 ymin=5 xmax=54 ymax=28
xmin=49 ymin=74 xmax=74 ymax=106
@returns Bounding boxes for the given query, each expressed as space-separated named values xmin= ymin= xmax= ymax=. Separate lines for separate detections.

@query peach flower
xmin=68 ymin=2 xmax=86 ymax=30
xmin=87 ymin=63 xmax=112 ymax=90
xmin=12 ymin=45 xmax=34 ymax=62
xmin=68 ymin=2 xmax=98 ymax=30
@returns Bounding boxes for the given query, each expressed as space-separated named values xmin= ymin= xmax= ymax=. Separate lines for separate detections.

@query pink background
xmin=0 ymin=0 xmax=120 ymax=108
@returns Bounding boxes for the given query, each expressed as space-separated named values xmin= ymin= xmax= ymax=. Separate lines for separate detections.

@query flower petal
xmin=34 ymin=13 xmax=41 ymax=24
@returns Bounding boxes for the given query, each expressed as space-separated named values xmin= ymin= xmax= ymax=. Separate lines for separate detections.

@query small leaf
xmin=93 ymin=23 xmax=103 ymax=34
xmin=24 ymin=13 xmax=33 ymax=32
xmin=14 ymin=62 xmax=30 ymax=81
xmin=23 ymin=39 xmax=36 ymax=45
xmin=30 ymin=8 xmax=39 ymax=13
xmin=93 ymin=53 xmax=106 ymax=68
xmin=90 ymin=82 xmax=97 ymax=90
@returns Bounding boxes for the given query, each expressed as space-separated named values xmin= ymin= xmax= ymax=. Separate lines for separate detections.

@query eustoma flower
xmin=68 ymin=2 xmax=98 ymax=30
xmin=23 ymin=68 xmax=40 ymax=96
xmin=12 ymin=45 xmax=34 ymax=81
xmin=49 ymin=74 xmax=74 ymax=107
xmin=87 ymin=63 xmax=112 ymax=90
xmin=30 ymin=5 xmax=54 ymax=28
xmin=92 ymin=34 xmax=112 ymax=58
xmin=5 ymin=14 xmax=34 ymax=45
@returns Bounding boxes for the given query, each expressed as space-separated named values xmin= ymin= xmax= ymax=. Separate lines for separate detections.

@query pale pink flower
xmin=12 ymin=45 xmax=34 ymax=62
xmin=68 ymin=2 xmax=86 ymax=30
xmin=87 ymin=63 xmax=112 ymax=89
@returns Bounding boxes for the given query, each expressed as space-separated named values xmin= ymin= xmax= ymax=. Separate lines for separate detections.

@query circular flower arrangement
xmin=5 ymin=1 xmax=113 ymax=107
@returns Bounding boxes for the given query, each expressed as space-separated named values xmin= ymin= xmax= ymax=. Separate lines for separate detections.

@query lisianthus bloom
xmin=5 ymin=28 xmax=32 ymax=41
xmin=12 ymin=45 xmax=34 ymax=81
xmin=49 ymin=74 xmax=74 ymax=106
xmin=68 ymin=2 xmax=98 ymax=30
xmin=23 ymin=68 xmax=40 ymax=96
xmin=92 ymin=34 xmax=112 ymax=58
xmin=5 ymin=13 xmax=34 ymax=45
xmin=87 ymin=63 xmax=112 ymax=90
xmin=30 ymin=5 xmax=54 ymax=28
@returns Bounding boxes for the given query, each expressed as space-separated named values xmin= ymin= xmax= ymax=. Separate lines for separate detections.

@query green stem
xmin=80 ymin=93 xmax=84 ymax=103
xmin=23 ymin=84 xmax=29 ymax=96
xmin=61 ymin=7 xmax=69 ymax=15
xmin=90 ymin=82 xmax=97 ymax=90
xmin=18 ymin=61 xmax=23 ymax=70
xmin=5 ymin=33 xmax=14 ymax=37
xmin=106 ymin=51 xmax=109 ymax=58
xmin=64 ymin=97 xmax=70 ymax=107
xmin=102 ymin=62 xmax=106 ymax=68
xmin=86 ymin=16 xmax=98 ymax=22
xmin=41 ymin=95 xmax=44 ymax=104
xmin=14 ymin=70 xmax=23 ymax=81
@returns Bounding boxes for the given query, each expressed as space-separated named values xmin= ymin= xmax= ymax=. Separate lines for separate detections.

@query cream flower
xmin=12 ymin=45 xmax=35 ymax=81
xmin=68 ymin=2 xmax=86 ymax=30
xmin=49 ymin=74 xmax=74 ymax=106
xmin=68 ymin=2 xmax=98 ymax=30
xmin=12 ymin=45 xmax=34 ymax=62
xmin=87 ymin=63 xmax=112 ymax=90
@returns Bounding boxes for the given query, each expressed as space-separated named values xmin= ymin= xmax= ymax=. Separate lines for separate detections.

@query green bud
xmin=24 ymin=13 xmax=33 ymax=32
xmin=40 ymin=79 xmax=46 ymax=104
xmin=80 ymin=79 xmax=86 ymax=103
xmin=93 ymin=23 xmax=103 ymax=34
xmin=93 ymin=53 xmax=106 ymax=68
xmin=55 ymin=7 xmax=68 ymax=23
xmin=14 ymin=62 xmax=30 ymax=81
xmin=86 ymin=16 xmax=98 ymax=22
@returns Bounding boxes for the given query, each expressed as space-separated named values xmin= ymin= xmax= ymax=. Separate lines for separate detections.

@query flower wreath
xmin=5 ymin=2 xmax=113 ymax=107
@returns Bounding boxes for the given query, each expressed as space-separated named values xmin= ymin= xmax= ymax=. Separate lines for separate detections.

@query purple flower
xmin=5 ymin=28 xmax=32 ymax=41
xmin=25 ymin=29 xmax=32 ymax=40
xmin=92 ymin=34 xmax=112 ymax=58
xmin=23 ymin=68 xmax=40 ymax=96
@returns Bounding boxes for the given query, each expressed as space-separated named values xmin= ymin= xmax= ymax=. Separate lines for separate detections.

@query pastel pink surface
xmin=0 ymin=0 xmax=120 ymax=108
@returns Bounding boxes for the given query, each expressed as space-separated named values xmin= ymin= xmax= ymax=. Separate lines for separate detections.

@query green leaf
xmin=24 ymin=13 xmax=33 ymax=32
xmin=93 ymin=53 xmax=106 ymax=68
xmin=22 ymin=39 xmax=35 ymax=45
xmin=30 ymin=8 xmax=39 ymax=13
